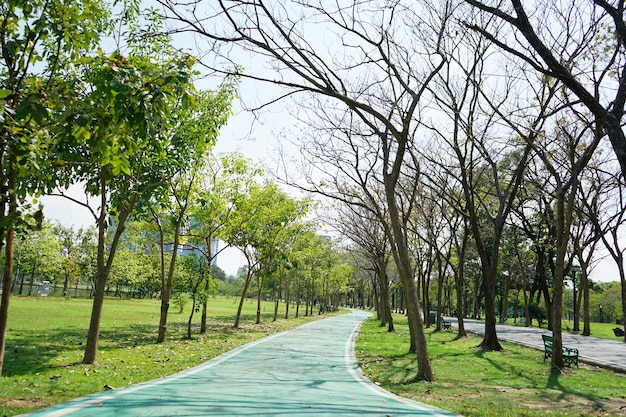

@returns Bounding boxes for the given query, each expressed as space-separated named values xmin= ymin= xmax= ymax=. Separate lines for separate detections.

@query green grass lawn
xmin=0 ymin=295 xmax=325 ymax=416
xmin=4 ymin=299 xmax=625 ymax=417
xmin=501 ymin=317 xmax=624 ymax=340
xmin=356 ymin=314 xmax=626 ymax=417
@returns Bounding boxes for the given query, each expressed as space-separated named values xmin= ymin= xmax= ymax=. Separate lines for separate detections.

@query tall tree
xmin=580 ymin=160 xmax=626 ymax=341
xmin=49 ymin=8 xmax=234 ymax=363
xmin=422 ymin=21 xmax=556 ymax=350
xmin=158 ymin=0 xmax=455 ymax=381
xmin=331 ymin=204 xmax=394 ymax=331
xmin=0 ymin=0 xmax=107 ymax=376
xmin=13 ymin=222 xmax=63 ymax=295
xmin=150 ymin=88 xmax=236 ymax=343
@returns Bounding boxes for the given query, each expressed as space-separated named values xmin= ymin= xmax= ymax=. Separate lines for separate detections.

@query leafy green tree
xmin=0 ymin=0 xmax=108 ymax=375
xmin=187 ymin=153 xmax=260 ymax=333
xmin=149 ymin=171 xmax=201 ymax=343
xmin=290 ymin=231 xmax=334 ymax=317
xmin=75 ymin=227 xmax=98 ymax=296
xmin=177 ymin=254 xmax=218 ymax=338
xmin=109 ymin=246 xmax=141 ymax=298
xmin=13 ymin=222 xmax=63 ymax=295
xmin=210 ymin=264 xmax=227 ymax=283
xmin=133 ymin=77 xmax=236 ymax=343
xmin=48 ymin=8 xmax=234 ymax=363
xmin=226 ymin=181 xmax=309 ymax=327
xmin=54 ymin=223 xmax=84 ymax=297
xmin=528 ymin=302 xmax=547 ymax=328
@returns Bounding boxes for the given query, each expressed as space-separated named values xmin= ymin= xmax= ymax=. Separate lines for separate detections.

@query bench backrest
xmin=542 ymin=334 xmax=553 ymax=349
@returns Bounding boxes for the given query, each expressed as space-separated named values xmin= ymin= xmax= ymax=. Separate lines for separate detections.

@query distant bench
xmin=442 ymin=320 xmax=452 ymax=330
xmin=542 ymin=334 xmax=579 ymax=368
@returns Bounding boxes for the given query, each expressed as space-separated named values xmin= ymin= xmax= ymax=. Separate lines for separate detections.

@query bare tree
xmin=420 ymin=19 xmax=556 ymax=350
xmin=463 ymin=0 xmax=626 ymax=183
xmin=524 ymin=96 xmax=603 ymax=368
xmin=330 ymin=204 xmax=394 ymax=331
xmin=579 ymin=160 xmax=626 ymax=341
xmin=421 ymin=158 xmax=471 ymax=337
xmin=157 ymin=0 xmax=456 ymax=380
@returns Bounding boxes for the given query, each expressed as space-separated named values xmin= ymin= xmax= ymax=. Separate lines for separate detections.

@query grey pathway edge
xmin=448 ymin=317 xmax=626 ymax=373
xmin=22 ymin=310 xmax=458 ymax=417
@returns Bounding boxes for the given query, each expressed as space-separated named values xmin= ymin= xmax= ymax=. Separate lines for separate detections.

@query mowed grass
xmin=1 ymin=296 xmax=327 ymax=416
xmin=500 ymin=317 xmax=625 ymax=341
xmin=356 ymin=314 xmax=626 ymax=417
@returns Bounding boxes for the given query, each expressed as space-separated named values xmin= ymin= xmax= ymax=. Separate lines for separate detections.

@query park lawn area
xmin=1 ymin=295 xmax=327 ymax=417
xmin=356 ymin=314 xmax=626 ymax=417
xmin=501 ymin=317 xmax=625 ymax=341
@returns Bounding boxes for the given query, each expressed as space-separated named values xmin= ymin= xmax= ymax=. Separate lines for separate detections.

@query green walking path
xmin=22 ymin=310 xmax=457 ymax=417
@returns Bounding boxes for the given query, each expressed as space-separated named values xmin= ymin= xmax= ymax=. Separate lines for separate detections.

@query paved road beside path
xmin=22 ymin=311 xmax=458 ymax=417
xmin=447 ymin=317 xmax=626 ymax=373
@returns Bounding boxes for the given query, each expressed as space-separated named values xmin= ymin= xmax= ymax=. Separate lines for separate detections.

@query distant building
xmin=177 ymin=236 xmax=220 ymax=266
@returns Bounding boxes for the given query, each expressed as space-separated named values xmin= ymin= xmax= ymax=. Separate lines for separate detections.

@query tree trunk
xmin=501 ymin=275 xmax=510 ymax=323
xmin=201 ymin=235 xmax=214 ymax=334
xmin=472 ymin=277 xmax=479 ymax=319
xmin=572 ymin=271 xmax=579 ymax=332
xmin=83 ymin=168 xmax=136 ymax=364
xmin=0 ymin=226 xmax=14 ymax=376
xmin=385 ymin=178 xmax=434 ymax=381
xmin=551 ymin=184 xmax=578 ymax=370
xmin=187 ymin=294 xmax=198 ymax=339
xmin=454 ymin=266 xmax=467 ymax=337
xmin=372 ymin=272 xmax=381 ymax=322
xmin=83 ymin=269 xmax=107 ymax=364
xmin=284 ymin=279 xmax=290 ymax=319
xmin=619 ymin=268 xmax=626 ymax=343
xmin=295 ymin=280 xmax=300 ymax=318
xmin=523 ymin=279 xmax=531 ymax=327
xmin=200 ymin=292 xmax=208 ymax=334
xmin=273 ymin=284 xmax=280 ymax=322
xmin=157 ymin=209 xmax=185 ymax=343
xmin=551 ymin=197 xmax=567 ymax=369
xmin=537 ymin=248 xmax=553 ymax=330
xmin=378 ymin=259 xmax=394 ymax=332
xmin=256 ymin=272 xmax=263 ymax=324
xmin=478 ymin=260 xmax=503 ymax=351
xmin=83 ymin=173 xmax=109 ymax=364
xmin=234 ymin=270 xmax=253 ymax=329
xmin=436 ymin=258 xmax=445 ymax=331
xmin=423 ymin=268 xmax=431 ymax=327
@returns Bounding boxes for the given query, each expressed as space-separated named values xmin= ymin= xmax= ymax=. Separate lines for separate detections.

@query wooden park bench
xmin=442 ymin=320 xmax=452 ymax=330
xmin=542 ymin=334 xmax=579 ymax=368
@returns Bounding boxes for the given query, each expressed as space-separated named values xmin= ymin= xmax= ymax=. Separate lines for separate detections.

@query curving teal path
xmin=23 ymin=310 xmax=457 ymax=417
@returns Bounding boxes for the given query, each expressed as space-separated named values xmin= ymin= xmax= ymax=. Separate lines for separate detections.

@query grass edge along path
xmin=1 ymin=296 xmax=340 ymax=417
xmin=356 ymin=314 xmax=626 ymax=417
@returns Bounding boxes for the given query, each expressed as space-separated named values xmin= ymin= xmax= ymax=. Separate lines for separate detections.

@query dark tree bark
xmin=464 ymin=0 xmax=626 ymax=183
